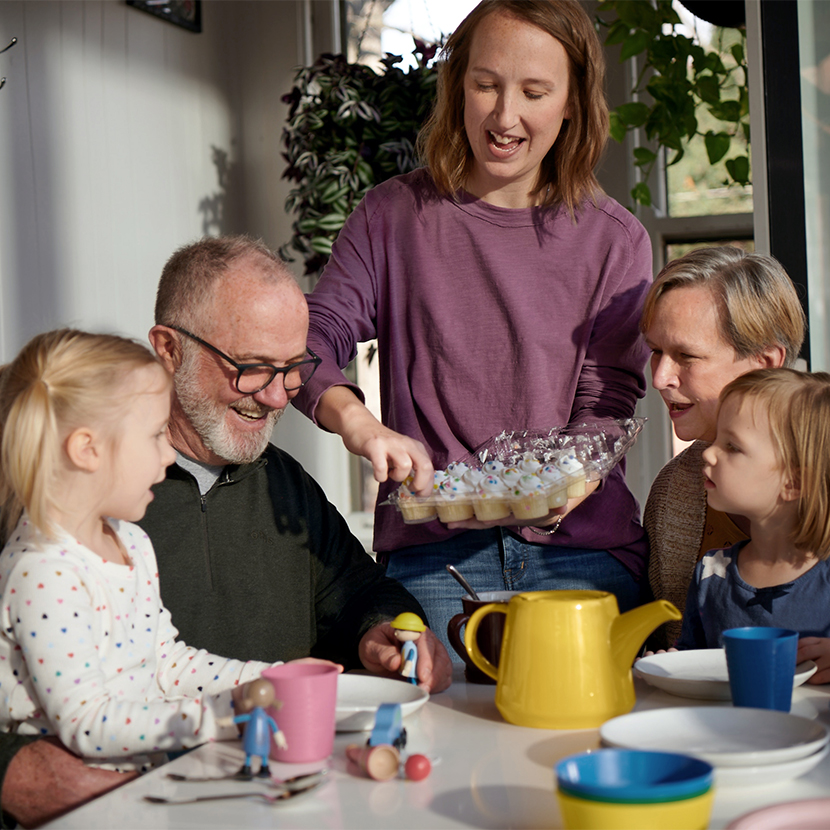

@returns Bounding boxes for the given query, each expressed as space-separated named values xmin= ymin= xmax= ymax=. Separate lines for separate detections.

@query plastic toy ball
xmin=405 ymin=754 xmax=432 ymax=781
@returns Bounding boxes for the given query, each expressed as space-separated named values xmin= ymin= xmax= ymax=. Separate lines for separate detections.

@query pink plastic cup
xmin=262 ymin=663 xmax=339 ymax=763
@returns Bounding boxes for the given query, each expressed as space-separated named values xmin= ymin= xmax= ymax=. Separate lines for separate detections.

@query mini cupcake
xmin=556 ymin=450 xmax=586 ymax=498
xmin=446 ymin=461 xmax=470 ymax=478
xmin=397 ymin=475 xmax=438 ymax=524
xmin=538 ymin=464 xmax=568 ymax=508
xmin=436 ymin=475 xmax=475 ymax=522
xmin=483 ymin=459 xmax=505 ymax=475
xmin=509 ymin=473 xmax=549 ymax=520
xmin=463 ymin=467 xmax=485 ymax=489
xmin=518 ymin=453 xmax=542 ymax=476
xmin=474 ymin=474 xmax=511 ymax=521
xmin=501 ymin=466 xmax=522 ymax=491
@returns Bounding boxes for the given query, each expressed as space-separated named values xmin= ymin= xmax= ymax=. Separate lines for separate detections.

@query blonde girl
xmin=678 ymin=368 xmax=830 ymax=683
xmin=0 ymin=329 xmax=275 ymax=770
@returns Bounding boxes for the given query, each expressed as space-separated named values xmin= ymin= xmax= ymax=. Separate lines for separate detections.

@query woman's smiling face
xmin=462 ymin=11 xmax=571 ymax=208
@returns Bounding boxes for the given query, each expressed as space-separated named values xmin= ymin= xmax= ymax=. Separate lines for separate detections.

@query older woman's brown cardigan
xmin=644 ymin=441 xmax=709 ymax=649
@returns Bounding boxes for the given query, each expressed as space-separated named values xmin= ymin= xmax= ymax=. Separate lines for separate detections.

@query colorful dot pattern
xmin=0 ymin=516 xmax=273 ymax=769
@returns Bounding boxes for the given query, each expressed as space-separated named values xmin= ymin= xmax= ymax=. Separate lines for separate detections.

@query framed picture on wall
xmin=126 ymin=1 xmax=202 ymax=33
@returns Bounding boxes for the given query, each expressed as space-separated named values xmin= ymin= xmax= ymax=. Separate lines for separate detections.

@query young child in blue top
xmin=676 ymin=368 xmax=830 ymax=683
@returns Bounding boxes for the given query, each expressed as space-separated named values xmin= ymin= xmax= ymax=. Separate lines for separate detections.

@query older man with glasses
xmin=0 ymin=235 xmax=450 ymax=828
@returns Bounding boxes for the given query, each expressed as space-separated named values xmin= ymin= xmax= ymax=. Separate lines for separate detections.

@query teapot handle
xmin=465 ymin=603 xmax=506 ymax=681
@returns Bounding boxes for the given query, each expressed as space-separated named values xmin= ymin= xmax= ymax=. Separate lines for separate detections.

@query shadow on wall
xmin=199 ymin=144 xmax=245 ymax=237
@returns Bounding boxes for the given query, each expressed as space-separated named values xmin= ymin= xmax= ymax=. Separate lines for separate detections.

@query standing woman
xmin=641 ymin=246 xmax=806 ymax=648
xmin=293 ymin=0 xmax=653 ymax=655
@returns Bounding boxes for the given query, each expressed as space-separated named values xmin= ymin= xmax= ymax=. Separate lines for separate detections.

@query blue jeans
xmin=384 ymin=528 xmax=643 ymax=663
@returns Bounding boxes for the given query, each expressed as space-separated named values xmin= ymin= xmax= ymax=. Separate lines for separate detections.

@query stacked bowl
xmin=555 ymin=748 xmax=714 ymax=830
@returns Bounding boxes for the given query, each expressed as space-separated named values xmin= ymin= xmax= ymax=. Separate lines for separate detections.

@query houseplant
xmin=596 ymin=0 xmax=750 ymax=209
xmin=280 ymin=41 xmax=438 ymax=276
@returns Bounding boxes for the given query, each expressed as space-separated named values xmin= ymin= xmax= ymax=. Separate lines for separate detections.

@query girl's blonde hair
xmin=0 ymin=329 xmax=167 ymax=546
xmin=720 ymin=368 xmax=830 ymax=559
xmin=417 ymin=0 xmax=608 ymax=214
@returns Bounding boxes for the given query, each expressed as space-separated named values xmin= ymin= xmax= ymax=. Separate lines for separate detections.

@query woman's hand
xmin=316 ymin=387 xmax=434 ymax=494
xmin=797 ymin=637 xmax=830 ymax=684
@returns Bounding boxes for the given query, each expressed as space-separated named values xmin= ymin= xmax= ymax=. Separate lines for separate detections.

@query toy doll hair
xmin=418 ymin=0 xmax=608 ymax=215
xmin=0 ymin=328 xmax=167 ymax=547
xmin=719 ymin=368 xmax=830 ymax=560
xmin=641 ymin=246 xmax=806 ymax=367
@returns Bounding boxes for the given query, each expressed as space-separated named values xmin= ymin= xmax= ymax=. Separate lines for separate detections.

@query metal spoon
xmin=446 ymin=564 xmax=480 ymax=601
xmin=165 ymin=769 xmax=326 ymax=786
xmin=144 ymin=776 xmax=326 ymax=806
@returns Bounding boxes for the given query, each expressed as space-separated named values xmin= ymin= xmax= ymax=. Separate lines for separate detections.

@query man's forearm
xmin=2 ymin=737 xmax=136 ymax=828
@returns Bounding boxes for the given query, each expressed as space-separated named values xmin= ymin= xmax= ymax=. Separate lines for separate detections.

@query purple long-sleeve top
xmin=293 ymin=169 xmax=652 ymax=578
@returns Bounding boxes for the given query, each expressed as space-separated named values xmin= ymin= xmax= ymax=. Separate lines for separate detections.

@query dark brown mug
xmin=447 ymin=591 xmax=519 ymax=684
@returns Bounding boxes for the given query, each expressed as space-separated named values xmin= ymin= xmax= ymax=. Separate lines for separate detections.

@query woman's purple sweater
xmin=294 ymin=169 xmax=652 ymax=579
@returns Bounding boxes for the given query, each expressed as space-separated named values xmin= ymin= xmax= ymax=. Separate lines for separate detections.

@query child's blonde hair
xmin=719 ymin=368 xmax=830 ymax=559
xmin=0 ymin=329 xmax=168 ymax=546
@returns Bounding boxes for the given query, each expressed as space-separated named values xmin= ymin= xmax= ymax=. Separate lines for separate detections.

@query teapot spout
xmin=611 ymin=599 xmax=681 ymax=669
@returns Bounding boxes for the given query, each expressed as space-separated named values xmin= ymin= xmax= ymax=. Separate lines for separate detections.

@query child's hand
xmin=797 ymin=637 xmax=830 ymax=684
xmin=636 ymin=647 xmax=678 ymax=662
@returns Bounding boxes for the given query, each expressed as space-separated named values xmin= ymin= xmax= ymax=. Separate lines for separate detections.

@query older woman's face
xmin=644 ymin=284 xmax=770 ymax=443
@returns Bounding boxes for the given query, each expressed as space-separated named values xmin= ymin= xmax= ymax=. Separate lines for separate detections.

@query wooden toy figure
xmin=390 ymin=613 xmax=425 ymax=685
xmin=232 ymin=678 xmax=287 ymax=779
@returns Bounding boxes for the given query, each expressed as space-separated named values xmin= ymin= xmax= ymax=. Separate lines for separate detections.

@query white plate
xmin=335 ymin=674 xmax=429 ymax=732
xmin=600 ymin=707 xmax=829 ymax=767
xmin=716 ymin=742 xmax=829 ymax=787
xmin=634 ymin=650 xmax=817 ymax=700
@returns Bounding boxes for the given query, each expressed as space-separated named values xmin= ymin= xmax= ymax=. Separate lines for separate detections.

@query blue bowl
xmin=555 ymin=749 xmax=714 ymax=804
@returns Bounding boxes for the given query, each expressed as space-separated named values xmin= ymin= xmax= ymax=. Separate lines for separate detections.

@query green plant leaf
xmin=609 ymin=111 xmax=626 ymax=143
xmin=615 ymin=101 xmax=650 ymax=127
xmin=725 ymin=155 xmax=750 ymax=185
xmin=708 ymin=99 xmax=742 ymax=123
xmin=633 ymin=146 xmax=657 ymax=167
xmin=316 ymin=213 xmax=347 ymax=231
xmin=631 ymin=181 xmax=652 ymax=207
xmin=604 ymin=20 xmax=629 ymax=47
xmin=695 ymin=74 xmax=721 ymax=106
xmin=620 ymin=30 xmax=651 ymax=61
xmin=704 ymin=131 xmax=731 ymax=164
xmin=310 ymin=236 xmax=334 ymax=255
xmin=731 ymin=42 xmax=745 ymax=65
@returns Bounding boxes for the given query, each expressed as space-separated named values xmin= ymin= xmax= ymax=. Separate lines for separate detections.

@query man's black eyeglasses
xmin=170 ymin=326 xmax=321 ymax=395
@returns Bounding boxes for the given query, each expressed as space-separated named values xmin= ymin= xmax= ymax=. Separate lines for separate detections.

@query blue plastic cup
xmin=723 ymin=627 xmax=799 ymax=712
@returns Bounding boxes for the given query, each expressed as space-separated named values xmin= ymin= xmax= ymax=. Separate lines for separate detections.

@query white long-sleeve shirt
xmin=0 ymin=516 xmax=272 ymax=769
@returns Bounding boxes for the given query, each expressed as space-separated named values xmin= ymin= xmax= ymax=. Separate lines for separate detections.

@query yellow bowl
xmin=557 ymin=787 xmax=714 ymax=830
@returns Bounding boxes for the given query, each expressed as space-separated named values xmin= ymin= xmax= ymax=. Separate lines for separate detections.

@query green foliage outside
xmin=596 ymin=0 xmax=751 ymax=212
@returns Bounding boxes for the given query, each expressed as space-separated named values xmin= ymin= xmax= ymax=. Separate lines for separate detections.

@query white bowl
xmin=600 ymin=706 xmax=829 ymax=767
xmin=335 ymin=674 xmax=429 ymax=732
xmin=635 ymin=650 xmax=817 ymax=700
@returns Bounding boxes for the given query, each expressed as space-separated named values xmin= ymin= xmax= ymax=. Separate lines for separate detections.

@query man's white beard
xmin=175 ymin=349 xmax=282 ymax=465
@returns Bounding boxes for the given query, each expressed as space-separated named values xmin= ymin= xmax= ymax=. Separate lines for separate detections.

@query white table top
xmin=44 ymin=667 xmax=830 ymax=829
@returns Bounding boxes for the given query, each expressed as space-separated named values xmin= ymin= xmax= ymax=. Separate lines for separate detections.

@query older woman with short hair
xmin=642 ymin=245 xmax=806 ymax=648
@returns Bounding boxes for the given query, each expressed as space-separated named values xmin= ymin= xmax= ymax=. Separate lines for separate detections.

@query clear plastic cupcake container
xmin=385 ymin=417 xmax=645 ymax=524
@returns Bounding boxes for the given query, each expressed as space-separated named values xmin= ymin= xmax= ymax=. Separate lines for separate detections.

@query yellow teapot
xmin=464 ymin=590 xmax=681 ymax=729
